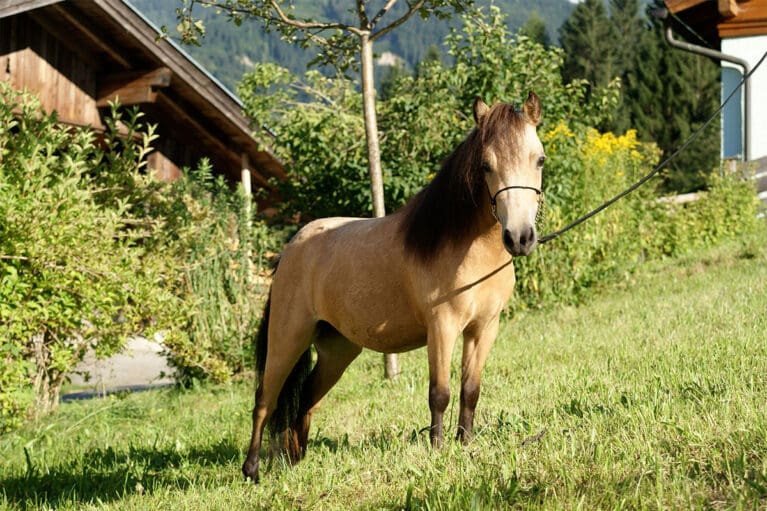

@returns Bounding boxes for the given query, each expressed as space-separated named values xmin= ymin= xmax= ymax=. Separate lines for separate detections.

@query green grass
xmin=3 ymin=233 xmax=767 ymax=510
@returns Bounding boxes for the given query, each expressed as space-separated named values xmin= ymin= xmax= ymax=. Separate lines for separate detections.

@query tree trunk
xmin=32 ymin=332 xmax=55 ymax=417
xmin=360 ymin=33 xmax=399 ymax=379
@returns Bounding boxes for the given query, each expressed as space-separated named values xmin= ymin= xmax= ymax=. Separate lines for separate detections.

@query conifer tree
xmin=519 ymin=11 xmax=550 ymax=47
xmin=559 ymin=0 xmax=719 ymax=190
xmin=608 ymin=0 xmax=642 ymax=133
xmin=623 ymin=10 xmax=720 ymax=192
xmin=558 ymin=0 xmax=618 ymax=91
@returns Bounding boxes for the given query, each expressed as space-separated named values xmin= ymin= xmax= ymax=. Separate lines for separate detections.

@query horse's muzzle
xmin=503 ymin=226 xmax=537 ymax=256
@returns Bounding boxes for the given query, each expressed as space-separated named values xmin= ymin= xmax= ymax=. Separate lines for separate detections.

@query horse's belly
xmin=320 ymin=288 xmax=427 ymax=353
xmin=338 ymin=315 xmax=427 ymax=353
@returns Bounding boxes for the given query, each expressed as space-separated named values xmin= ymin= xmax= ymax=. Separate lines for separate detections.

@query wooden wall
xmin=0 ymin=12 xmax=185 ymax=181
xmin=0 ymin=13 xmax=101 ymax=128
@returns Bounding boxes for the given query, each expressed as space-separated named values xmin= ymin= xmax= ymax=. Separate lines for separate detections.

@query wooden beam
xmin=154 ymin=92 xmax=272 ymax=188
xmin=241 ymin=153 xmax=253 ymax=196
xmin=0 ymin=0 xmax=61 ymax=19
xmin=96 ymin=67 xmax=171 ymax=107
xmin=147 ymin=150 xmax=181 ymax=181
xmin=718 ymin=0 xmax=740 ymax=17
xmin=49 ymin=4 xmax=131 ymax=68
xmin=665 ymin=0 xmax=709 ymax=15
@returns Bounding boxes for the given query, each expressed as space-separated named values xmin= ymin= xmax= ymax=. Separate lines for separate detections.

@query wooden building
xmin=665 ymin=0 xmax=767 ymax=161
xmin=0 ymin=0 xmax=285 ymax=209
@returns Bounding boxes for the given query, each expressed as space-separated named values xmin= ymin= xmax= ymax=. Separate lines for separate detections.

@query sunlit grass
xmin=2 ymin=233 xmax=767 ymax=510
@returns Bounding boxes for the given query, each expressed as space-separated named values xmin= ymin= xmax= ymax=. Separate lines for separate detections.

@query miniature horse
xmin=243 ymin=92 xmax=545 ymax=482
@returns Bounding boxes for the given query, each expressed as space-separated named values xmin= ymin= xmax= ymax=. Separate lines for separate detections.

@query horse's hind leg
xmin=243 ymin=314 xmax=316 ymax=482
xmin=290 ymin=326 xmax=361 ymax=459
xmin=242 ymin=384 xmax=267 ymax=482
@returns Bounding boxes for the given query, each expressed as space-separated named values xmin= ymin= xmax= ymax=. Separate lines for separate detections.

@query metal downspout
xmin=654 ymin=9 xmax=751 ymax=160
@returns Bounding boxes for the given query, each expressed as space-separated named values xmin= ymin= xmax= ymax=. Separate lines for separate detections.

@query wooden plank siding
xmin=0 ymin=13 xmax=101 ymax=127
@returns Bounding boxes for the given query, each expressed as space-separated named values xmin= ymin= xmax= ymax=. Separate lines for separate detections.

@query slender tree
xmin=176 ymin=0 xmax=472 ymax=379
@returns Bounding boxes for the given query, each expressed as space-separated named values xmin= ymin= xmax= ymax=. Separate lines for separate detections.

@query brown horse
xmin=242 ymin=92 xmax=545 ymax=482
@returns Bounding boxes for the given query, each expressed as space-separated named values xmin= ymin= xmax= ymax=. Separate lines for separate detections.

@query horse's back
xmin=272 ymin=214 xmax=427 ymax=352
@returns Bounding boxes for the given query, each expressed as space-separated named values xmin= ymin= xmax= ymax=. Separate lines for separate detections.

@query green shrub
xmin=0 ymin=84 xmax=183 ymax=430
xmin=511 ymin=125 xmax=763 ymax=311
xmin=154 ymin=162 xmax=275 ymax=384
xmin=238 ymin=7 xmax=620 ymax=220
xmin=511 ymin=126 xmax=658 ymax=308
xmin=0 ymin=83 xmax=278 ymax=430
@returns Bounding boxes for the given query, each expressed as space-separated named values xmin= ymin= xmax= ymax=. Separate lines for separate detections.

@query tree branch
xmin=307 ymin=26 xmax=334 ymax=47
xmin=266 ymin=0 xmax=364 ymax=36
xmin=369 ymin=0 xmax=399 ymax=30
xmin=0 ymin=255 xmax=30 ymax=261
xmin=356 ymin=0 xmax=370 ymax=29
xmin=371 ymin=0 xmax=426 ymax=40
xmin=190 ymin=0 xmax=364 ymax=37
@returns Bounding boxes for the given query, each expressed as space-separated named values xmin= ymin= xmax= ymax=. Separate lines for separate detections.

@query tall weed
xmin=0 ymin=84 xmax=277 ymax=429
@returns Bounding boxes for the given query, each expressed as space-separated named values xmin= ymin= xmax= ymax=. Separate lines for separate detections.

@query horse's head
xmin=474 ymin=92 xmax=544 ymax=257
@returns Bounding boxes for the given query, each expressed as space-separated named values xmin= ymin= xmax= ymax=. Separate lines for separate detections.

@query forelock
xmin=477 ymin=103 xmax=526 ymax=149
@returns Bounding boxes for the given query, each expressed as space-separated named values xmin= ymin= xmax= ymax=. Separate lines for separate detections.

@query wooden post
xmin=241 ymin=153 xmax=253 ymax=198
xmin=241 ymin=153 xmax=255 ymax=285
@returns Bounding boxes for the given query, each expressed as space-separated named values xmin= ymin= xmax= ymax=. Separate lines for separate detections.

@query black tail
xmin=254 ymin=278 xmax=312 ymax=438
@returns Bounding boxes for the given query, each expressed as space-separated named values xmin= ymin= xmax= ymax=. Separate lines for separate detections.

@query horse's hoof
xmin=242 ymin=459 xmax=260 ymax=484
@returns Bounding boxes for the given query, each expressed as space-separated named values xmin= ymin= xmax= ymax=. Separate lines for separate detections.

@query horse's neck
xmin=469 ymin=221 xmax=509 ymax=262
xmin=441 ymin=219 xmax=511 ymax=280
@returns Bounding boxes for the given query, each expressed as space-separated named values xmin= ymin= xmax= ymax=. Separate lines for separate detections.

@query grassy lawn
xmin=2 ymin=233 xmax=767 ymax=510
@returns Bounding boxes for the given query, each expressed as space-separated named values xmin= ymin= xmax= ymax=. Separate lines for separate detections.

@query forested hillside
xmin=128 ymin=0 xmax=574 ymax=91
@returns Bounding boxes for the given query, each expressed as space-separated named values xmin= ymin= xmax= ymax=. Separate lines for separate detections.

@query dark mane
xmin=400 ymin=102 xmax=527 ymax=262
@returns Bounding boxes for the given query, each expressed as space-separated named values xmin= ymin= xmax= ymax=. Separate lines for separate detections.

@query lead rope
xmin=538 ymin=49 xmax=767 ymax=245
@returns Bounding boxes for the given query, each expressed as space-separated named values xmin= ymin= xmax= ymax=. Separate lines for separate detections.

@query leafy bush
xmin=510 ymin=126 xmax=659 ymax=308
xmin=0 ymin=83 xmax=276 ymax=430
xmin=154 ymin=162 xmax=275 ymax=384
xmin=0 ymin=84 xmax=183 ymax=429
xmin=511 ymin=125 xmax=762 ymax=311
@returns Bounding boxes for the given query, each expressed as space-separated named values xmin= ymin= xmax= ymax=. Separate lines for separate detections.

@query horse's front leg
xmin=426 ymin=320 xmax=458 ymax=448
xmin=457 ymin=317 xmax=500 ymax=444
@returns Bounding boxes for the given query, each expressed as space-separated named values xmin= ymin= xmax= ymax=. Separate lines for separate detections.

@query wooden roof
xmin=665 ymin=0 xmax=767 ymax=45
xmin=0 ymin=0 xmax=285 ymax=192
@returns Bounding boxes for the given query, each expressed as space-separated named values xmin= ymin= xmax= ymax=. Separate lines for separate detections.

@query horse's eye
xmin=481 ymin=161 xmax=492 ymax=173
xmin=537 ymin=156 xmax=546 ymax=169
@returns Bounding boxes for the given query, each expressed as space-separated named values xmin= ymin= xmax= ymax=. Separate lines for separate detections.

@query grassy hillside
xmin=128 ymin=0 xmax=573 ymax=91
xmin=2 ymin=230 xmax=767 ymax=509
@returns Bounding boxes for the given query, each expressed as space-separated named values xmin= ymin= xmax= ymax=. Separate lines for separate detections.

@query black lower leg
xmin=457 ymin=381 xmax=480 ymax=443
xmin=429 ymin=382 xmax=450 ymax=447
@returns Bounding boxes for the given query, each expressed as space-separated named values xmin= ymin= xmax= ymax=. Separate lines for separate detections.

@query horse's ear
xmin=523 ymin=91 xmax=542 ymax=126
xmin=473 ymin=97 xmax=490 ymax=124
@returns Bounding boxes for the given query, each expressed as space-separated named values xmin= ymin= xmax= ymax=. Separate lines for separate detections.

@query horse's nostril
xmin=502 ymin=229 xmax=513 ymax=250
xmin=518 ymin=229 xmax=529 ymax=247
xmin=525 ymin=226 xmax=536 ymax=247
